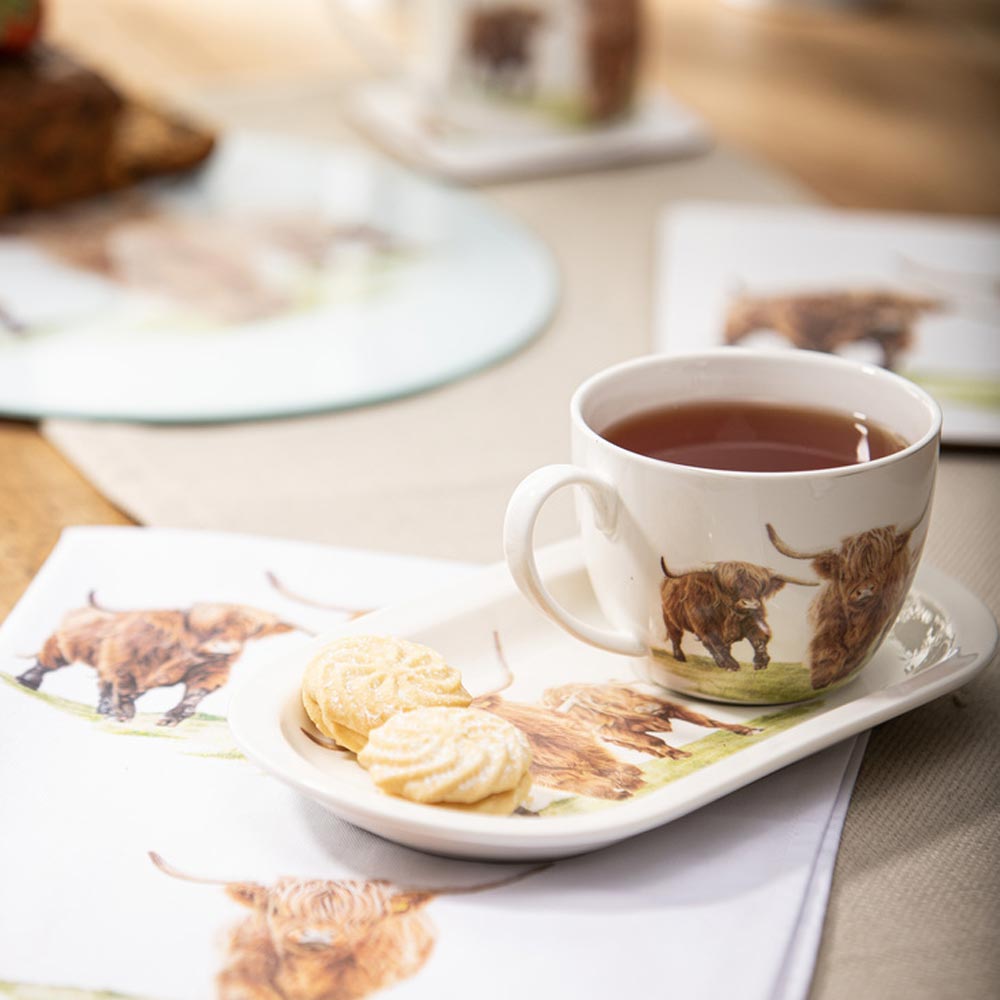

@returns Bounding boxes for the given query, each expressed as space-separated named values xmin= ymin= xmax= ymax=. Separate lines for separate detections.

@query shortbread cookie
xmin=442 ymin=772 xmax=533 ymax=815
xmin=357 ymin=707 xmax=533 ymax=813
xmin=301 ymin=636 xmax=471 ymax=752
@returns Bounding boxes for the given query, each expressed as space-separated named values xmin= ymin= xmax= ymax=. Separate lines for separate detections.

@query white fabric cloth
xmin=0 ymin=527 xmax=857 ymax=1000
xmin=773 ymin=733 xmax=868 ymax=1000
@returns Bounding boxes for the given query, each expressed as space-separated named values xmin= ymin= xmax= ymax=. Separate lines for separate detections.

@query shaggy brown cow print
xmin=150 ymin=852 xmax=545 ymax=1000
xmin=17 ymin=592 xmax=301 ymax=726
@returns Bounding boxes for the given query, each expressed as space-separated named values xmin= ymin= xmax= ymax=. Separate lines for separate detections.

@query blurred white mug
xmin=328 ymin=0 xmax=642 ymax=124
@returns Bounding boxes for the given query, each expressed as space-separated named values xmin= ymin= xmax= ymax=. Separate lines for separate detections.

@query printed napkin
xmin=0 ymin=528 xmax=860 ymax=1000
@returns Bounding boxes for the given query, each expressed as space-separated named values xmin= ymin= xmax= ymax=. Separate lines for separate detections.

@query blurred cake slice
xmin=0 ymin=43 xmax=214 ymax=214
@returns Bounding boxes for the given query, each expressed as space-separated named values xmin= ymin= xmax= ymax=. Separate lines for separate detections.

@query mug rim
xmin=571 ymin=348 xmax=943 ymax=481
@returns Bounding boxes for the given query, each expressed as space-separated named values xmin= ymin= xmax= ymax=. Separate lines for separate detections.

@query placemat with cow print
xmin=0 ymin=527 xmax=859 ymax=1000
xmin=655 ymin=203 xmax=1000 ymax=446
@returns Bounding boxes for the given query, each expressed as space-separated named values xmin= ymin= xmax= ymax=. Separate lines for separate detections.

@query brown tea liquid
xmin=602 ymin=400 xmax=908 ymax=472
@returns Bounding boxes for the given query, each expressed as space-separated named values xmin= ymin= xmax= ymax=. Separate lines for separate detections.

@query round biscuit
xmin=441 ymin=772 xmax=534 ymax=815
xmin=301 ymin=635 xmax=470 ymax=750
xmin=357 ymin=706 xmax=532 ymax=808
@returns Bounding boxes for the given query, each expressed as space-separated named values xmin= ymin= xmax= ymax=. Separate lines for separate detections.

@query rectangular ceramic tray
xmin=228 ymin=541 xmax=997 ymax=860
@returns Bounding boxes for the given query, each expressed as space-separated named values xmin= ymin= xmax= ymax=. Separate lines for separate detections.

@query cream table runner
xmin=43 ymin=84 xmax=1000 ymax=999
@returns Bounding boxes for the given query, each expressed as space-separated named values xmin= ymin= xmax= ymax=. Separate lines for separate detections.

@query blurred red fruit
xmin=0 ymin=0 xmax=42 ymax=54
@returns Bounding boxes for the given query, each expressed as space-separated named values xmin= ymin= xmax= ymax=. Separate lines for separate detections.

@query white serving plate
xmin=228 ymin=540 xmax=997 ymax=860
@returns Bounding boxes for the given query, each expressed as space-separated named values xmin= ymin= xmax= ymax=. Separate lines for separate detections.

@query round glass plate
xmin=0 ymin=132 xmax=558 ymax=423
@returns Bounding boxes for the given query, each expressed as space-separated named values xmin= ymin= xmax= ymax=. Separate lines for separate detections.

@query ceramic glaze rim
xmin=571 ymin=349 xmax=943 ymax=481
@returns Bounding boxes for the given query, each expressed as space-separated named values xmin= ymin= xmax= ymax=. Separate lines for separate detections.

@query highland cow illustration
xmin=473 ymin=688 xmax=646 ymax=799
xmin=276 ymin=566 xmax=764 ymax=801
xmin=465 ymin=5 xmax=544 ymax=94
xmin=0 ymin=198 xmax=399 ymax=328
xmin=283 ymin=615 xmax=646 ymax=801
xmin=16 ymin=593 xmax=301 ymax=725
xmin=472 ymin=636 xmax=757 ymax=797
xmin=540 ymin=682 xmax=758 ymax=759
xmin=149 ymin=852 xmax=545 ymax=1000
xmin=659 ymin=557 xmax=817 ymax=672
xmin=767 ymin=519 xmax=922 ymax=689
xmin=724 ymin=290 xmax=943 ymax=370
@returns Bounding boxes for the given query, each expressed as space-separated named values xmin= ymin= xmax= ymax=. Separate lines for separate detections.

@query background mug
xmin=328 ymin=0 xmax=642 ymax=125
xmin=504 ymin=350 xmax=942 ymax=704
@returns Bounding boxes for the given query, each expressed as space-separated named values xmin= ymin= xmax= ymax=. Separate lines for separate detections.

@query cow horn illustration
xmin=660 ymin=557 xmax=712 ymax=579
xmin=474 ymin=630 xmax=516 ymax=699
xmin=265 ymin=571 xmax=373 ymax=619
xmin=300 ymin=727 xmax=347 ymax=751
xmin=404 ymin=862 xmax=552 ymax=899
xmin=151 ymin=849 xmax=549 ymax=897
xmin=661 ymin=555 xmax=811 ymax=584
xmin=765 ymin=524 xmax=829 ymax=561
xmin=284 ymin=619 xmax=317 ymax=637
xmin=87 ymin=591 xmax=313 ymax=637
xmin=0 ymin=300 xmax=26 ymax=335
xmin=88 ymin=590 xmax=116 ymax=611
xmin=899 ymin=495 xmax=933 ymax=538
xmin=772 ymin=572 xmax=819 ymax=587
xmin=150 ymin=852 xmax=269 ymax=910
xmin=149 ymin=851 xmax=238 ymax=887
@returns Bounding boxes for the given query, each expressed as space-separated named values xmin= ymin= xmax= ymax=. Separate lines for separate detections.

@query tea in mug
xmin=601 ymin=400 xmax=908 ymax=473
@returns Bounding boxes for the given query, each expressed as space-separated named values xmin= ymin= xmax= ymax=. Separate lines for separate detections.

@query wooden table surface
xmin=2 ymin=0 xmax=999 ymax=615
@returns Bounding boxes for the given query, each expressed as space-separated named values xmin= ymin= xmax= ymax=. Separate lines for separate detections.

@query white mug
xmin=504 ymin=350 xmax=941 ymax=704
xmin=328 ymin=0 xmax=642 ymax=124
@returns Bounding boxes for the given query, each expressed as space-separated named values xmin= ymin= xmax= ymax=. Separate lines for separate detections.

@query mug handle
xmin=503 ymin=465 xmax=647 ymax=658
xmin=327 ymin=0 xmax=410 ymax=78
xmin=327 ymin=0 xmax=446 ymax=102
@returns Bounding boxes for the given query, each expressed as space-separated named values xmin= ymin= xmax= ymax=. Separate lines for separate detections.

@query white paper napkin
xmin=0 ymin=528 xmax=859 ymax=1000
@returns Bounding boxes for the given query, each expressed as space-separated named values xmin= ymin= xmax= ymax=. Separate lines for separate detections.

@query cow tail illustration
xmin=660 ymin=557 xmax=678 ymax=579
xmin=472 ymin=631 xmax=516 ymax=700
